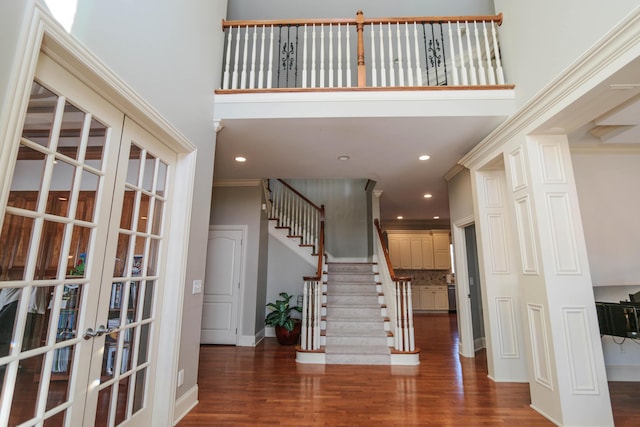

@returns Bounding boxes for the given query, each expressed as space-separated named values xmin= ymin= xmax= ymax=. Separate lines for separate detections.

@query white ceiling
xmin=213 ymin=92 xmax=513 ymax=222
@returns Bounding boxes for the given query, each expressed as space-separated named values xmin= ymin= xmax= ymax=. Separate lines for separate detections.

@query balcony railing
xmin=220 ymin=10 xmax=505 ymax=91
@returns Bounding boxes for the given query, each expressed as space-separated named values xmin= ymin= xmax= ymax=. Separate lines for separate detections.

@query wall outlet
xmin=177 ymin=369 xmax=184 ymax=387
xmin=192 ymin=279 xmax=202 ymax=294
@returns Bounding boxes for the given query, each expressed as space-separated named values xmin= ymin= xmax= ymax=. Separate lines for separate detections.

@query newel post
xmin=356 ymin=10 xmax=366 ymax=87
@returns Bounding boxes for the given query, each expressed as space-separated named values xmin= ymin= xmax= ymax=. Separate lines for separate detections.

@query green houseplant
xmin=265 ymin=292 xmax=302 ymax=345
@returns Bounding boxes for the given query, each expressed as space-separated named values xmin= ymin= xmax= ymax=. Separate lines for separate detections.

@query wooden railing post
xmin=356 ymin=10 xmax=366 ymax=87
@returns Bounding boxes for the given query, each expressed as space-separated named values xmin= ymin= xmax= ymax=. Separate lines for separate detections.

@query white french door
xmin=0 ymin=51 xmax=175 ymax=426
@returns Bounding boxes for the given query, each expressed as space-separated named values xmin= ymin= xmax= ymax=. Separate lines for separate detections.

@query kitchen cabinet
xmin=412 ymin=285 xmax=449 ymax=311
xmin=387 ymin=230 xmax=449 ymax=270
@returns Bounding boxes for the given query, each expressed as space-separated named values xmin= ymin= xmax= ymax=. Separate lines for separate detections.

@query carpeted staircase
xmin=324 ymin=262 xmax=391 ymax=365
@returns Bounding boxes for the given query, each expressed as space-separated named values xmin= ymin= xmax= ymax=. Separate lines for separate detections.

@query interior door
xmin=0 ymin=52 xmax=175 ymax=426
xmin=465 ymin=224 xmax=485 ymax=351
xmin=201 ymin=227 xmax=243 ymax=345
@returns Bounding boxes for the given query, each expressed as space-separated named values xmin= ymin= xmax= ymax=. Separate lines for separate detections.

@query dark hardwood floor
xmin=178 ymin=313 xmax=639 ymax=426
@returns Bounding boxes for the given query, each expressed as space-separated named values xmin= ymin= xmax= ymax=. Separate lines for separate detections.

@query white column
xmin=504 ymin=134 xmax=612 ymax=426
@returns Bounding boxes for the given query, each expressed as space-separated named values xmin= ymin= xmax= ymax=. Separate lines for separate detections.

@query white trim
xmin=213 ymin=179 xmax=262 ymax=187
xmin=172 ymin=385 xmax=199 ymax=426
xmin=605 ymin=365 xmax=640 ymax=382
xmin=4 ymin=4 xmax=198 ymax=425
xmin=155 ymin=150 xmax=197 ymax=425
xmin=460 ymin=7 xmax=640 ymax=169
xmin=390 ymin=353 xmax=421 ymax=366
xmin=296 ymin=352 xmax=326 ymax=364
xmin=452 ymin=215 xmax=476 ymax=358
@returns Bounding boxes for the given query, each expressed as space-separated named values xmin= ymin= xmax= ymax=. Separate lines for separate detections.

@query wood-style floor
xmin=178 ymin=313 xmax=639 ymax=426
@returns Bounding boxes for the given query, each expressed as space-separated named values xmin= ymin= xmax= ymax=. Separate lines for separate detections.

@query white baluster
xmin=395 ymin=282 xmax=401 ymax=350
xmin=301 ymin=282 xmax=308 ymax=350
xmin=491 ymin=21 xmax=505 ymax=84
xmin=402 ymin=282 xmax=409 ymax=351
xmin=448 ymin=22 xmax=459 ymax=86
xmin=320 ymin=25 xmax=325 ymax=88
xmin=232 ymin=26 xmax=241 ymax=89
xmin=258 ymin=26 xmax=266 ymax=88
xmin=456 ymin=22 xmax=468 ymax=85
xmin=267 ymin=25 xmax=274 ymax=89
xmin=404 ymin=23 xmax=413 ymax=86
xmin=329 ymin=23 xmax=334 ymax=87
xmin=413 ymin=22 xmax=423 ymax=86
xmin=314 ymin=281 xmax=321 ymax=349
xmin=473 ymin=21 xmax=486 ymax=85
xmin=396 ymin=23 xmax=404 ymax=86
xmin=249 ymin=25 xmax=257 ymax=89
xmin=311 ymin=24 xmax=317 ymax=88
xmin=346 ymin=23 xmax=352 ymax=87
xmin=387 ymin=23 xmax=395 ymax=86
xmin=465 ymin=21 xmax=477 ymax=85
xmin=223 ymin=27 xmax=232 ymax=89
xmin=482 ymin=21 xmax=496 ymax=85
xmin=370 ymin=23 xmax=377 ymax=87
xmin=337 ymin=24 xmax=343 ymax=87
xmin=407 ymin=281 xmax=415 ymax=351
xmin=241 ymin=26 xmax=249 ymax=89
xmin=379 ymin=23 xmax=386 ymax=87
xmin=302 ymin=24 xmax=308 ymax=88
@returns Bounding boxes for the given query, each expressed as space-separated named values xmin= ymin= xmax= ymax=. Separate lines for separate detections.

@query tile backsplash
xmin=395 ymin=269 xmax=452 ymax=285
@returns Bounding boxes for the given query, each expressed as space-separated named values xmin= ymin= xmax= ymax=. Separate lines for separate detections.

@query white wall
xmin=572 ymin=149 xmax=640 ymax=286
xmin=227 ymin=0 xmax=494 ymax=20
xmin=494 ymin=0 xmax=638 ymax=108
xmin=447 ymin=168 xmax=474 ymax=222
xmin=70 ymin=0 xmax=227 ymax=402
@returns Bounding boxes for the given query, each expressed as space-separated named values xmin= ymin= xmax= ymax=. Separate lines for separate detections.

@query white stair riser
xmin=327 ymin=274 xmax=375 ymax=282
xmin=326 ymin=307 xmax=382 ymax=318
xmin=326 ymin=295 xmax=379 ymax=305
xmin=326 ymin=320 xmax=384 ymax=330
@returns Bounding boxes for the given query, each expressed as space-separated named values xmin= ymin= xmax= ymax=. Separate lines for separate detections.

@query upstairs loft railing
xmin=374 ymin=219 xmax=415 ymax=353
xmin=220 ymin=10 xmax=506 ymax=91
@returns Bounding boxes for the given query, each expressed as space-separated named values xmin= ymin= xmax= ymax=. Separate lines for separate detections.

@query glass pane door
xmin=85 ymin=118 xmax=174 ymax=427
xmin=0 ymin=51 xmax=125 ymax=427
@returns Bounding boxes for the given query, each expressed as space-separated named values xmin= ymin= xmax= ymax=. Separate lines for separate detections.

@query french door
xmin=0 ymin=51 xmax=174 ymax=426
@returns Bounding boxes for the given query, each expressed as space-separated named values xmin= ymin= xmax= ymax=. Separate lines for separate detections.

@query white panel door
xmin=201 ymin=228 xmax=243 ymax=345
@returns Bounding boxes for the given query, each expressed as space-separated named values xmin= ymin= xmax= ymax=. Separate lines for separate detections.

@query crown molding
xmin=213 ymin=179 xmax=262 ymax=187
xmin=460 ymin=7 xmax=640 ymax=169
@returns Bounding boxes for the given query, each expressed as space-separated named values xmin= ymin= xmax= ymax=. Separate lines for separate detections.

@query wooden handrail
xmin=222 ymin=12 xmax=503 ymax=30
xmin=278 ymin=179 xmax=322 ymax=212
xmin=374 ymin=218 xmax=410 ymax=282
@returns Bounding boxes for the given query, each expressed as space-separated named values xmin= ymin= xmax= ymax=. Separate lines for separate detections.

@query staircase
xmin=324 ymin=262 xmax=391 ymax=365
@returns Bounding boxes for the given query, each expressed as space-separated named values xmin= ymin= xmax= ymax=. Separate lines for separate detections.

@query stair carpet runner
xmin=324 ymin=262 xmax=391 ymax=365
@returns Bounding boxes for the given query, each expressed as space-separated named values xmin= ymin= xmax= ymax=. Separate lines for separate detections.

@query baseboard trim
xmin=173 ymin=384 xmax=198 ymax=426
xmin=390 ymin=353 xmax=420 ymax=366
xmin=606 ymin=365 xmax=640 ymax=381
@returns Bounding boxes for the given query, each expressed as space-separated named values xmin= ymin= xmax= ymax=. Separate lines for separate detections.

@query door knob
xmin=83 ymin=325 xmax=113 ymax=340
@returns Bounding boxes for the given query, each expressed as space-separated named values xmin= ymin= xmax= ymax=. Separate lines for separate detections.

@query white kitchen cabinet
xmin=413 ymin=285 xmax=448 ymax=311
xmin=387 ymin=230 xmax=448 ymax=270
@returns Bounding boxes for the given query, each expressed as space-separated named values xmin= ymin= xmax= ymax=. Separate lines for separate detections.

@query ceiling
xmin=213 ymin=114 xmax=506 ymax=223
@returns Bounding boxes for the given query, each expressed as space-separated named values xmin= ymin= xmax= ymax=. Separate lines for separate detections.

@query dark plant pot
xmin=275 ymin=321 xmax=301 ymax=345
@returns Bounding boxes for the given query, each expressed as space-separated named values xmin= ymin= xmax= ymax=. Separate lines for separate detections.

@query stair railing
xmin=220 ymin=10 xmax=506 ymax=90
xmin=301 ymin=220 xmax=325 ymax=351
xmin=269 ymin=179 xmax=322 ymax=251
xmin=374 ymin=219 xmax=415 ymax=352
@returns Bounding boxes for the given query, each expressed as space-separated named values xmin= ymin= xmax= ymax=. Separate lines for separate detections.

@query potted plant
xmin=265 ymin=292 xmax=302 ymax=345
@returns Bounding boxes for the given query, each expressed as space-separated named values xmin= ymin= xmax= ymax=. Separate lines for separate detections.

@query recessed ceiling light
xmin=338 ymin=155 xmax=350 ymax=161
xmin=397 ymin=216 xmax=403 ymax=220
xmin=433 ymin=216 xmax=440 ymax=219
xmin=423 ymin=193 xmax=433 ymax=198
xmin=235 ymin=156 xmax=246 ymax=162
xmin=419 ymin=155 xmax=430 ymax=161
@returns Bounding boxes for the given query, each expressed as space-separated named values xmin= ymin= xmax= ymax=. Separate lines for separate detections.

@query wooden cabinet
xmin=432 ymin=231 xmax=451 ymax=270
xmin=412 ymin=285 xmax=449 ymax=311
xmin=387 ymin=230 xmax=449 ymax=270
